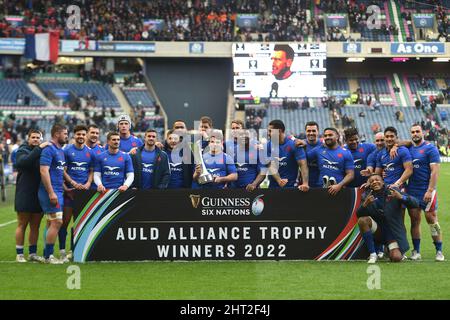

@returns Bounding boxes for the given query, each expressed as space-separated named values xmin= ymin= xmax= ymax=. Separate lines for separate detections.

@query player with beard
xmin=343 ymin=127 xmax=376 ymax=188
xmin=60 ymin=125 xmax=94 ymax=262
xmin=303 ymin=121 xmax=322 ymax=188
xmin=39 ymin=124 xmax=68 ymax=264
xmin=86 ymin=125 xmax=104 ymax=155
xmin=253 ymin=120 xmax=308 ymax=190
xmin=130 ymin=129 xmax=170 ymax=190
xmin=307 ymin=128 xmax=354 ymax=195
xmin=406 ymin=124 xmax=444 ymax=261
xmin=164 ymin=130 xmax=193 ymax=188
xmin=14 ymin=130 xmax=50 ymax=263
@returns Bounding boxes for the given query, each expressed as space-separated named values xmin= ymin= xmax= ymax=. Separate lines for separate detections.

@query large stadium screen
xmin=232 ymin=43 xmax=327 ymax=98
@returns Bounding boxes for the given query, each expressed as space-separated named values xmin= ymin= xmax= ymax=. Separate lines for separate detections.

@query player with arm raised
xmin=357 ymin=173 xmax=419 ymax=264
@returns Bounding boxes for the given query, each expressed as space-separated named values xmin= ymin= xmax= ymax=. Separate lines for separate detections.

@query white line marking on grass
xmin=0 ymin=220 xmax=17 ymax=227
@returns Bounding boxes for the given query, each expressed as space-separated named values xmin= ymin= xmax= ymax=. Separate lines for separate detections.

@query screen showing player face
xmin=232 ymin=43 xmax=327 ymax=98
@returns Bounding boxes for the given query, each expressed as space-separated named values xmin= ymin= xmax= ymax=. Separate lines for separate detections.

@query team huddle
xmin=14 ymin=114 xmax=444 ymax=264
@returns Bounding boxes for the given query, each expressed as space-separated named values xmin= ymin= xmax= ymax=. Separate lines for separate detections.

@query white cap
xmin=117 ymin=114 xmax=132 ymax=125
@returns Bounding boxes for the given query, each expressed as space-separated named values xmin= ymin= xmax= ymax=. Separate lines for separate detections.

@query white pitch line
xmin=0 ymin=220 xmax=17 ymax=228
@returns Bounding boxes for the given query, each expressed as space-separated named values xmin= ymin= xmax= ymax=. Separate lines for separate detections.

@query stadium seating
xmin=37 ymin=81 xmax=120 ymax=109
xmin=0 ymin=79 xmax=45 ymax=107
xmin=408 ymin=77 xmax=439 ymax=94
xmin=3 ymin=0 xmax=446 ymax=42
xmin=261 ymin=105 xmax=332 ymax=137
xmin=340 ymin=106 xmax=424 ymax=141
xmin=122 ymin=87 xmax=155 ymax=109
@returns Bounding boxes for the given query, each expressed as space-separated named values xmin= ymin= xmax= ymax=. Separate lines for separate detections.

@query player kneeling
xmin=357 ymin=173 xmax=420 ymax=263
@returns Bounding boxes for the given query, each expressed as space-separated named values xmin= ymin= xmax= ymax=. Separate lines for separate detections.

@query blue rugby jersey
xmin=376 ymin=146 xmax=412 ymax=185
xmin=64 ymin=144 xmax=94 ymax=184
xmin=408 ymin=141 xmax=440 ymax=192
xmin=94 ymin=150 xmax=134 ymax=189
xmin=39 ymin=142 xmax=66 ymax=193
xmin=307 ymin=145 xmax=354 ymax=185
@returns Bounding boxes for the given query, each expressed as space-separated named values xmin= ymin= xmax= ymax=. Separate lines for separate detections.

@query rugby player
xmin=130 ymin=129 xmax=170 ymax=189
xmin=343 ymin=127 xmax=376 ymax=188
xmin=406 ymin=124 xmax=444 ymax=261
xmin=61 ymin=125 xmax=94 ymax=262
xmin=39 ymin=124 xmax=68 ymax=264
xmin=306 ymin=128 xmax=354 ymax=195
xmin=375 ymin=127 xmax=412 ymax=189
xmin=193 ymin=130 xmax=237 ymax=189
xmin=117 ymin=114 xmax=143 ymax=152
xmin=94 ymin=132 xmax=134 ymax=192
xmin=259 ymin=120 xmax=308 ymax=190
xmin=357 ymin=173 xmax=419 ymax=263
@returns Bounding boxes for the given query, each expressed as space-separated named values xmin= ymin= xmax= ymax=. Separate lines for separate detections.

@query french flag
xmin=24 ymin=31 xmax=59 ymax=63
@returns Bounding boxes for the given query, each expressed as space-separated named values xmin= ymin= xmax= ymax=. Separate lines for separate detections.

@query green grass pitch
xmin=1 ymin=165 xmax=449 ymax=300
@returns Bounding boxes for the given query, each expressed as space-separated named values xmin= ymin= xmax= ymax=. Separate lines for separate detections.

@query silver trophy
xmin=194 ymin=140 xmax=214 ymax=185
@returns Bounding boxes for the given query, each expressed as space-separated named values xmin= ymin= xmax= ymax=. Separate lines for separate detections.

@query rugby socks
xmin=42 ymin=225 xmax=48 ymax=256
xmin=29 ymin=245 xmax=37 ymax=255
xmin=44 ymin=244 xmax=54 ymax=259
xmin=16 ymin=245 xmax=24 ymax=255
xmin=412 ymin=238 xmax=421 ymax=253
xmin=362 ymin=231 xmax=376 ymax=254
xmin=434 ymin=241 xmax=443 ymax=252
xmin=58 ymin=227 xmax=67 ymax=251
xmin=375 ymin=244 xmax=384 ymax=254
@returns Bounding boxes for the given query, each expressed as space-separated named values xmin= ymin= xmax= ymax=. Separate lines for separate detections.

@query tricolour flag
xmin=24 ymin=31 xmax=59 ymax=63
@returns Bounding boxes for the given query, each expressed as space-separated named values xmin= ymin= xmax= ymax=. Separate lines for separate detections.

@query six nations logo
xmin=190 ymin=194 xmax=265 ymax=216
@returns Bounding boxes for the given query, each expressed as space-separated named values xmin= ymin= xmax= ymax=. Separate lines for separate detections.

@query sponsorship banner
xmin=236 ymin=14 xmax=260 ymax=31
xmin=0 ymin=38 xmax=25 ymax=51
xmin=60 ymin=40 xmax=97 ymax=52
xmin=96 ymin=42 xmax=156 ymax=52
xmin=189 ymin=42 xmax=204 ymax=54
xmin=5 ymin=16 xmax=24 ymax=27
xmin=143 ymin=19 xmax=165 ymax=31
xmin=343 ymin=42 xmax=361 ymax=54
xmin=413 ymin=14 xmax=435 ymax=29
xmin=325 ymin=14 xmax=348 ymax=29
xmin=390 ymin=42 xmax=445 ymax=54
xmin=73 ymin=189 xmax=367 ymax=262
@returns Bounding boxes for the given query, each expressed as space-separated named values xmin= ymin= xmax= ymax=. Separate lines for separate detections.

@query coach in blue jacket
xmin=14 ymin=129 xmax=50 ymax=262
xmin=131 ymin=129 xmax=170 ymax=189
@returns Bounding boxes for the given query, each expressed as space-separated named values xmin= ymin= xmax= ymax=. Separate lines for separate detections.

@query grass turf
xmin=0 ymin=165 xmax=449 ymax=300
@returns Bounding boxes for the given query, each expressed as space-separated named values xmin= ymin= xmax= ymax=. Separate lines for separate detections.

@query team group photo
xmin=1 ymin=0 xmax=450 ymax=303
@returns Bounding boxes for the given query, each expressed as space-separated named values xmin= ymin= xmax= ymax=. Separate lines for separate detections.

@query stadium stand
xmin=1 ymin=0 xmax=447 ymax=42
xmin=260 ymin=102 xmax=333 ymax=137
xmin=36 ymin=80 xmax=120 ymax=109
xmin=0 ymin=79 xmax=45 ymax=107
xmin=340 ymin=105 xmax=426 ymax=140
